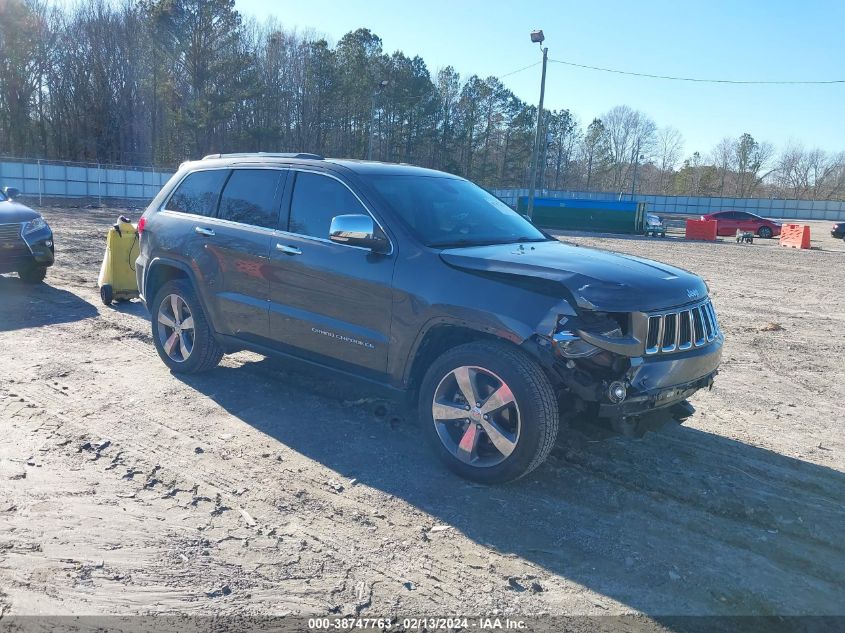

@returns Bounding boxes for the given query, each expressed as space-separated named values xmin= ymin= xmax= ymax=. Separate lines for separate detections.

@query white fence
xmin=0 ymin=157 xmax=175 ymax=203
xmin=3 ymin=157 xmax=844 ymax=221
xmin=493 ymin=188 xmax=845 ymax=222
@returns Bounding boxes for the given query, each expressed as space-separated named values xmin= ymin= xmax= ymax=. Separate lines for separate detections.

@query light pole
xmin=367 ymin=79 xmax=389 ymax=161
xmin=526 ymin=29 xmax=548 ymax=220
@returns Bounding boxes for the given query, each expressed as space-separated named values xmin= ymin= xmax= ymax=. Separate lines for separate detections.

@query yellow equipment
xmin=98 ymin=215 xmax=140 ymax=305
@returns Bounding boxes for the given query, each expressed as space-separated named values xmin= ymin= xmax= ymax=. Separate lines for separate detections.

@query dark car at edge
xmin=0 ymin=187 xmax=55 ymax=283
xmin=135 ymin=154 xmax=723 ymax=483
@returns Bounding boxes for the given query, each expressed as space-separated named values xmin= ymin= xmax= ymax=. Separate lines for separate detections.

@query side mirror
xmin=329 ymin=214 xmax=390 ymax=253
xmin=3 ymin=187 xmax=20 ymax=200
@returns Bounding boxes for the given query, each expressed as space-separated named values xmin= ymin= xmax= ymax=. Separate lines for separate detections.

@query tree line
xmin=1 ymin=0 xmax=844 ymax=200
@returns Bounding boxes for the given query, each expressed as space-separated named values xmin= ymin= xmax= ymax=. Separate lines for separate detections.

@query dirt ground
xmin=1 ymin=206 xmax=843 ymax=621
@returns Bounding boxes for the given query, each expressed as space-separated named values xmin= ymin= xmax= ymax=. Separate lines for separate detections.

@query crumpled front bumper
xmin=598 ymin=338 xmax=723 ymax=419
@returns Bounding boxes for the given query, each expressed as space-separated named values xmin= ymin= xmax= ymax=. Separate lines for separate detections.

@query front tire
xmin=18 ymin=265 xmax=47 ymax=284
xmin=418 ymin=340 xmax=560 ymax=484
xmin=151 ymin=280 xmax=223 ymax=373
xmin=758 ymin=226 xmax=773 ymax=239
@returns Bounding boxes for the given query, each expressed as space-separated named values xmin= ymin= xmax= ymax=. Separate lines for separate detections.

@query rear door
xmin=713 ymin=212 xmax=738 ymax=235
xmin=209 ymin=168 xmax=287 ymax=342
xmin=266 ymin=170 xmax=395 ymax=378
xmin=156 ymin=168 xmax=230 ymax=325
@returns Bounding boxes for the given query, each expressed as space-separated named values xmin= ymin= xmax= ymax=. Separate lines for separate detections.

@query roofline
xmin=201 ymin=152 xmax=324 ymax=161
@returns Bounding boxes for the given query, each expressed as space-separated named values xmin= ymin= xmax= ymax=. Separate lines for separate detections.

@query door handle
xmin=195 ymin=226 xmax=215 ymax=237
xmin=276 ymin=244 xmax=302 ymax=256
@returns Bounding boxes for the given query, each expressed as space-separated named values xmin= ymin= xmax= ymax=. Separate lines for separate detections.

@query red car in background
xmin=701 ymin=211 xmax=782 ymax=238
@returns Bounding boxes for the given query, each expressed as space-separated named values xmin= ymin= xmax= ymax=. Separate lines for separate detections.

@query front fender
xmin=397 ymin=296 xmax=577 ymax=388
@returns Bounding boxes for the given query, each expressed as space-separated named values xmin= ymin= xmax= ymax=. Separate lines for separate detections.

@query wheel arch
xmin=403 ymin=318 xmax=555 ymax=394
xmin=144 ymin=257 xmax=195 ymax=305
xmin=144 ymin=257 xmax=219 ymax=338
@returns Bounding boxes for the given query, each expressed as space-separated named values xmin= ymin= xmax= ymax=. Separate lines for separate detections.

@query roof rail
xmin=201 ymin=152 xmax=325 ymax=161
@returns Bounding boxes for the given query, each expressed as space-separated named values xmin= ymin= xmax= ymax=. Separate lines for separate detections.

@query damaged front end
xmin=536 ymin=300 xmax=723 ymax=430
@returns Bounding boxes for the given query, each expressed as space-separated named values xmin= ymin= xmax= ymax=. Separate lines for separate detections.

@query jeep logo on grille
xmin=687 ymin=288 xmax=700 ymax=299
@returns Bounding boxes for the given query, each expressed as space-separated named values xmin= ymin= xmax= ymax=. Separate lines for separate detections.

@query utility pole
xmin=527 ymin=30 xmax=548 ymax=220
xmin=367 ymin=80 xmax=389 ymax=161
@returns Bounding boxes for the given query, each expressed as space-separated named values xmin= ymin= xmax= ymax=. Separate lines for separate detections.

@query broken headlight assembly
xmin=552 ymin=312 xmax=642 ymax=359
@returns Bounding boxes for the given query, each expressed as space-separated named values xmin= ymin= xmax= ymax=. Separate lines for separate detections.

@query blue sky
xmin=237 ymin=0 xmax=845 ymax=158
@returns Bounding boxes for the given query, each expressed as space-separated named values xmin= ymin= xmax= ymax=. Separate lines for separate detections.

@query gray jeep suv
xmin=136 ymin=153 xmax=722 ymax=483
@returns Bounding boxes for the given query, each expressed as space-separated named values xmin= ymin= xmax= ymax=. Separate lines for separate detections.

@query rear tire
xmin=18 ymin=265 xmax=47 ymax=284
xmin=151 ymin=279 xmax=223 ymax=374
xmin=418 ymin=340 xmax=560 ymax=484
xmin=758 ymin=226 xmax=773 ymax=239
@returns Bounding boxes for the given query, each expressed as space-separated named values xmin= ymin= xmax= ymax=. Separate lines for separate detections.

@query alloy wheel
xmin=431 ymin=365 xmax=521 ymax=468
xmin=157 ymin=294 xmax=195 ymax=362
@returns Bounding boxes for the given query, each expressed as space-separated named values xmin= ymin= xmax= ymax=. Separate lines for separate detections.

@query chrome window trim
xmin=158 ymin=210 xmax=280 ymax=237
xmin=158 ymin=165 xmax=395 ymax=256
xmin=272 ymin=228 xmax=371 ymax=252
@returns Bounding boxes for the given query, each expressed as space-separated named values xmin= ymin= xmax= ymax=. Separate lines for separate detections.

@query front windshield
xmin=367 ymin=175 xmax=548 ymax=247
xmin=0 ymin=190 xmax=5 ymax=202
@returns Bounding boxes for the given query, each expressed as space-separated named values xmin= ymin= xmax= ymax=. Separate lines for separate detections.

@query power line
xmin=549 ymin=58 xmax=845 ymax=85
xmin=376 ymin=61 xmax=543 ymax=109
xmin=500 ymin=60 xmax=542 ymax=79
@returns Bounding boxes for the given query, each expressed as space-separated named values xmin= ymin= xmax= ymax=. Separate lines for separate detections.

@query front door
xmin=267 ymin=170 xmax=395 ymax=378
xmin=735 ymin=212 xmax=759 ymax=233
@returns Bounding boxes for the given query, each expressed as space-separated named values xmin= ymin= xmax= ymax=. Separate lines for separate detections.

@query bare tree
xmin=775 ymin=143 xmax=845 ymax=200
xmin=655 ymin=126 xmax=684 ymax=193
xmin=602 ymin=105 xmax=656 ymax=193
xmin=579 ymin=118 xmax=609 ymax=190
xmin=710 ymin=137 xmax=735 ymax=196
xmin=734 ymin=133 xmax=774 ymax=197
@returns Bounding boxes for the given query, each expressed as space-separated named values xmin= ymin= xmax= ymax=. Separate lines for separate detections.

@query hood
xmin=0 ymin=200 xmax=40 ymax=223
xmin=440 ymin=240 xmax=708 ymax=313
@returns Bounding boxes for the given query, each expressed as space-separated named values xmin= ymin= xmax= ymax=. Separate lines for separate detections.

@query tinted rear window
xmin=166 ymin=170 xmax=228 ymax=217
xmin=289 ymin=172 xmax=365 ymax=239
xmin=218 ymin=169 xmax=285 ymax=229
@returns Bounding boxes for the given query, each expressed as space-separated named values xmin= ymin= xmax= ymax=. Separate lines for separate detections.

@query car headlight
xmin=23 ymin=216 xmax=47 ymax=235
xmin=552 ymin=314 xmax=626 ymax=359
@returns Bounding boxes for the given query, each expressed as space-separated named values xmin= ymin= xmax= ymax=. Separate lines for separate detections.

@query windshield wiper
xmin=513 ymin=236 xmax=549 ymax=243
xmin=427 ymin=238 xmax=490 ymax=248
xmin=428 ymin=236 xmax=549 ymax=248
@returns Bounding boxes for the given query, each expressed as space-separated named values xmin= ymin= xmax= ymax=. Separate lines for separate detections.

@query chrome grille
xmin=0 ymin=223 xmax=24 ymax=243
xmin=645 ymin=298 xmax=720 ymax=355
xmin=0 ymin=223 xmax=29 ymax=262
